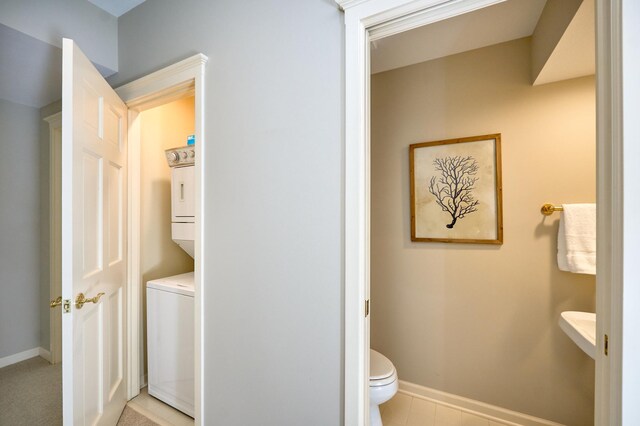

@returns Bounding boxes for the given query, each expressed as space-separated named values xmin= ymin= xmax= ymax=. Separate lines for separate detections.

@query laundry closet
xmin=138 ymin=95 xmax=196 ymax=417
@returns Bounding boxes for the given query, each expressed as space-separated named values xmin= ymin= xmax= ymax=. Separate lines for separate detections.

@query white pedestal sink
xmin=558 ymin=311 xmax=596 ymax=359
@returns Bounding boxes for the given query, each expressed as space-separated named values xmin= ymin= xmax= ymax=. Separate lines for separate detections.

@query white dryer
xmin=165 ymin=146 xmax=195 ymax=258
xmin=146 ymin=272 xmax=195 ymax=417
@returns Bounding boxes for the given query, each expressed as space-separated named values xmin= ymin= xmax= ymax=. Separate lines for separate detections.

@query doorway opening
xmin=369 ymin=1 xmax=596 ymax=425
xmin=341 ymin=0 xmax=620 ymax=424
xmin=129 ymin=94 xmax=196 ymax=423
xmin=117 ymin=54 xmax=208 ymax=423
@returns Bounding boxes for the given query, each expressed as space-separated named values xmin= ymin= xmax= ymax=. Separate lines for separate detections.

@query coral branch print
xmin=428 ymin=155 xmax=480 ymax=228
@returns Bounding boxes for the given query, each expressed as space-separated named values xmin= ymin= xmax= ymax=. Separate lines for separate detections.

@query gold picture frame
xmin=409 ymin=134 xmax=503 ymax=244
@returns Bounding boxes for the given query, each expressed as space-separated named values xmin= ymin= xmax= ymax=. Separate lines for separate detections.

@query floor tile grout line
xmin=406 ymin=396 xmax=414 ymax=426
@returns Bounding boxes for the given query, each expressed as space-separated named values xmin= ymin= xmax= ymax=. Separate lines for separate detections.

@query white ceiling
xmin=0 ymin=0 xmax=137 ymax=109
xmin=87 ymin=0 xmax=146 ymax=17
xmin=371 ymin=0 xmax=547 ymax=74
xmin=0 ymin=0 xmax=594 ymax=109
xmin=533 ymin=0 xmax=594 ymax=85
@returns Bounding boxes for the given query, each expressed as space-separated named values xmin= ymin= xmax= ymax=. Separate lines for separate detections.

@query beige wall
xmin=371 ymin=38 xmax=595 ymax=425
xmin=139 ymin=96 xmax=195 ymax=375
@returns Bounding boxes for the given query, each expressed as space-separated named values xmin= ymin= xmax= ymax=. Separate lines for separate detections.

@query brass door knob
xmin=75 ymin=292 xmax=105 ymax=309
xmin=50 ymin=296 xmax=63 ymax=308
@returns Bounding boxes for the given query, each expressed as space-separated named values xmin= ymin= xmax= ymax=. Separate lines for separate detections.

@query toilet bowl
xmin=370 ymin=349 xmax=398 ymax=426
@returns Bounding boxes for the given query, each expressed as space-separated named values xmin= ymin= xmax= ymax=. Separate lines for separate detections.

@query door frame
xmin=338 ymin=0 xmax=635 ymax=424
xmin=115 ymin=53 xmax=208 ymax=422
xmin=45 ymin=111 xmax=62 ymax=365
xmin=596 ymin=1 xmax=640 ymax=423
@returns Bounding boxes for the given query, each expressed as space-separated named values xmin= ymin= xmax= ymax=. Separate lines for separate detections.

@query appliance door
xmin=171 ymin=166 xmax=195 ymax=222
xmin=146 ymin=287 xmax=194 ymax=417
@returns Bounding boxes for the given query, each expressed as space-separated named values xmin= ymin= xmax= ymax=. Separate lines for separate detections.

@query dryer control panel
xmin=165 ymin=146 xmax=195 ymax=167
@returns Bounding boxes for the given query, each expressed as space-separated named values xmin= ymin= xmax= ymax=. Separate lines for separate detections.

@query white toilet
xmin=370 ymin=349 xmax=398 ymax=426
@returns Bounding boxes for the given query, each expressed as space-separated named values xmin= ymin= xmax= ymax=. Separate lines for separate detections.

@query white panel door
xmin=61 ymin=38 xmax=128 ymax=426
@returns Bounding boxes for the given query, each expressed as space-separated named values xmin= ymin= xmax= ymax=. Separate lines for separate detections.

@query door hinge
xmin=365 ymin=299 xmax=370 ymax=317
xmin=63 ymin=299 xmax=71 ymax=314
xmin=604 ymin=334 xmax=609 ymax=356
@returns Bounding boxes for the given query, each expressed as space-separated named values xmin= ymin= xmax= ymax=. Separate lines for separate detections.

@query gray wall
xmin=110 ymin=1 xmax=344 ymax=424
xmin=0 ymin=98 xmax=42 ymax=358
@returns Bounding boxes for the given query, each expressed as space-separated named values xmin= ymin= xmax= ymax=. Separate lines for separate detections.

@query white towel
xmin=557 ymin=203 xmax=596 ymax=275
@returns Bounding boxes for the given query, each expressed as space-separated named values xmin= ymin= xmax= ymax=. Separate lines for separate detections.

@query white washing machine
xmin=146 ymin=272 xmax=195 ymax=417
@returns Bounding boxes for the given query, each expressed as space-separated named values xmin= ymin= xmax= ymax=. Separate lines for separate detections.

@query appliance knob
xmin=189 ymin=150 xmax=195 ymax=158
xmin=169 ymin=152 xmax=180 ymax=162
xmin=181 ymin=151 xmax=188 ymax=159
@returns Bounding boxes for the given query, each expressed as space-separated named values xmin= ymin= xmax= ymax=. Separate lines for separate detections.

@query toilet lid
xmin=370 ymin=349 xmax=395 ymax=381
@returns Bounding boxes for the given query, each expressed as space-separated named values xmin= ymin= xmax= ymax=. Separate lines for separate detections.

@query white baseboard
xmin=38 ymin=347 xmax=52 ymax=363
xmin=399 ymin=380 xmax=565 ymax=426
xmin=0 ymin=347 xmax=40 ymax=369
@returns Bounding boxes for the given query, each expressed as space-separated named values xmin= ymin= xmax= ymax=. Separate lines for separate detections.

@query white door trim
xmin=44 ymin=111 xmax=62 ymax=365
xmin=596 ymin=1 xmax=640 ymax=423
xmin=115 ymin=53 xmax=208 ymax=423
xmin=339 ymin=0 xmax=628 ymax=424
xmin=594 ymin=1 xmax=619 ymax=423
xmin=619 ymin=2 xmax=640 ymax=422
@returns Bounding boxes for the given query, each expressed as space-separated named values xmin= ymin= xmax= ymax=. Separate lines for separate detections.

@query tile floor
xmin=117 ymin=406 xmax=159 ymax=425
xmin=127 ymin=387 xmax=194 ymax=426
xmin=380 ymin=392 xmax=511 ymax=426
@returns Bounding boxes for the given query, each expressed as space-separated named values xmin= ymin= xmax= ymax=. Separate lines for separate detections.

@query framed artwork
xmin=409 ymin=134 xmax=503 ymax=244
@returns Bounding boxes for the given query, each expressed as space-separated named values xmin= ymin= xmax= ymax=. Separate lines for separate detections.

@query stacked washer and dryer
xmin=146 ymin=145 xmax=196 ymax=417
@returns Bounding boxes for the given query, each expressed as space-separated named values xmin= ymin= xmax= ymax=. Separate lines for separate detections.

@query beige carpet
xmin=117 ymin=406 xmax=160 ymax=426
xmin=0 ymin=356 xmax=62 ymax=426
xmin=0 ymin=356 xmax=161 ymax=426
